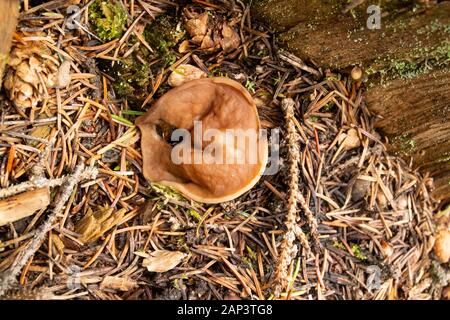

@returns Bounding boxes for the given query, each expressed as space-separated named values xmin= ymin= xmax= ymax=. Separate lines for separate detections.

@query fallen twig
xmin=0 ymin=164 xmax=98 ymax=297
xmin=273 ymin=98 xmax=311 ymax=298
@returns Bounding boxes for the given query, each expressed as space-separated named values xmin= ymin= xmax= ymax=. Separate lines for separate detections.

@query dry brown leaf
xmin=200 ymin=33 xmax=214 ymax=49
xmin=185 ymin=12 xmax=208 ymax=38
xmin=138 ymin=250 xmax=186 ymax=273
xmin=75 ymin=206 xmax=127 ymax=244
xmin=178 ymin=40 xmax=191 ymax=53
xmin=100 ymin=276 xmax=138 ymax=291
xmin=340 ymin=128 xmax=361 ymax=150
xmin=191 ymin=35 xmax=205 ymax=46
xmin=28 ymin=122 xmax=52 ymax=147
xmin=54 ymin=60 xmax=71 ymax=88
xmin=168 ymin=64 xmax=207 ymax=87
xmin=51 ymin=233 xmax=65 ymax=255
xmin=221 ymin=23 xmax=240 ymax=52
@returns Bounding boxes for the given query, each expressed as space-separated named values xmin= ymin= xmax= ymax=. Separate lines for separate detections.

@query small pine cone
xmin=3 ymin=34 xmax=59 ymax=113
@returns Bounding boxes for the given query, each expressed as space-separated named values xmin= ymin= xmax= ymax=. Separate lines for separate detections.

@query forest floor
xmin=0 ymin=0 xmax=448 ymax=300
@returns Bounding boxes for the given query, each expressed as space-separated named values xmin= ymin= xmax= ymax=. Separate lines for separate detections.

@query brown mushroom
xmin=136 ymin=77 xmax=268 ymax=203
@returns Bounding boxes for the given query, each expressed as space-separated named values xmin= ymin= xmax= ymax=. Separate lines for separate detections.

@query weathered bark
xmin=366 ymin=68 xmax=450 ymax=200
xmin=0 ymin=0 xmax=19 ymax=87
xmin=252 ymin=0 xmax=345 ymax=32
xmin=252 ymin=0 xmax=425 ymax=32
xmin=253 ymin=0 xmax=450 ymax=200
xmin=258 ymin=1 xmax=450 ymax=78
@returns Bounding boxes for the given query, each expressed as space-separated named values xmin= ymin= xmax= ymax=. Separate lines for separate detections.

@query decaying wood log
xmin=366 ymin=68 xmax=450 ymax=200
xmin=253 ymin=0 xmax=431 ymax=32
xmin=254 ymin=0 xmax=450 ymax=84
xmin=253 ymin=0 xmax=450 ymax=200
xmin=275 ymin=2 xmax=450 ymax=73
xmin=0 ymin=0 xmax=20 ymax=87
xmin=0 ymin=187 xmax=50 ymax=226
xmin=252 ymin=0 xmax=344 ymax=32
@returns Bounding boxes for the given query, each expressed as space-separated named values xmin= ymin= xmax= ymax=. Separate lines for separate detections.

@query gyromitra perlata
xmin=136 ymin=77 xmax=268 ymax=203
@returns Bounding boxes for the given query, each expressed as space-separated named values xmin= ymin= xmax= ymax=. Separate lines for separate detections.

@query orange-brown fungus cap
xmin=135 ymin=77 xmax=268 ymax=203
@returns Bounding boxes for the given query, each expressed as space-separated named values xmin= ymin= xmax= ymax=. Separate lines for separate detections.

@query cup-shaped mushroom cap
xmin=136 ymin=77 xmax=268 ymax=203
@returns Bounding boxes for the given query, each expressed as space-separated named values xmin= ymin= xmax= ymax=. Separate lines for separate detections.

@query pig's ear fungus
xmin=136 ymin=77 xmax=268 ymax=204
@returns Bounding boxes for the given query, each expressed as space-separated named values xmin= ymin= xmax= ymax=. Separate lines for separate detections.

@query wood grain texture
xmin=276 ymin=2 xmax=450 ymax=71
xmin=0 ymin=0 xmax=19 ymax=87
xmin=252 ymin=0 xmax=344 ymax=32
xmin=366 ymin=69 xmax=450 ymax=200
xmin=0 ymin=187 xmax=50 ymax=226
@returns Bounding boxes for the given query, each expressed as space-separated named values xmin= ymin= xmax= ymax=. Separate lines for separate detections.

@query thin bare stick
xmin=273 ymin=98 xmax=311 ymax=297
xmin=0 ymin=177 xmax=65 ymax=199
xmin=0 ymin=164 xmax=98 ymax=297
xmin=0 ymin=135 xmax=61 ymax=199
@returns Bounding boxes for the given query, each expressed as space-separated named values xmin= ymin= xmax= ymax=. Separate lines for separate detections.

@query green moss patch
xmin=143 ymin=15 xmax=185 ymax=67
xmin=89 ymin=0 xmax=127 ymax=41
